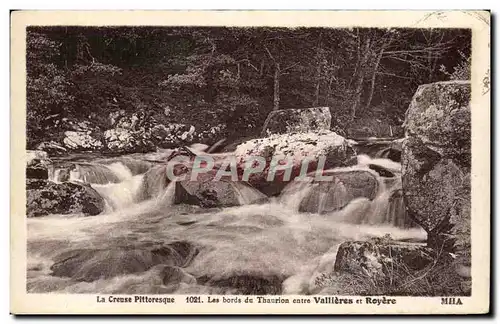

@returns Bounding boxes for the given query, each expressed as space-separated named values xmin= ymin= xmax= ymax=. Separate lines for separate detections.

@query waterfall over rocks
xmin=26 ymin=145 xmax=423 ymax=295
xmin=22 ymin=25 xmax=477 ymax=301
xmin=278 ymin=156 xmax=413 ymax=228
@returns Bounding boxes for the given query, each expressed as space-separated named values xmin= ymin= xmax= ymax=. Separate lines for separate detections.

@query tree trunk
xmin=273 ymin=63 xmax=280 ymax=111
xmin=326 ymin=76 xmax=334 ymax=103
xmin=365 ymin=46 xmax=384 ymax=110
xmin=204 ymin=65 xmax=216 ymax=103
xmin=313 ymin=33 xmax=323 ymax=106
xmin=351 ymin=36 xmax=371 ymax=118
xmin=314 ymin=57 xmax=321 ymax=106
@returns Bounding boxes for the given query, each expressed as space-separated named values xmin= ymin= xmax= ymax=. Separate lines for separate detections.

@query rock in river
xmin=235 ymin=130 xmax=356 ymax=196
xmin=26 ymin=150 xmax=51 ymax=180
xmin=261 ymin=107 xmax=332 ymax=136
xmin=175 ymin=172 xmax=266 ymax=208
xmin=333 ymin=238 xmax=436 ymax=279
xmin=402 ymin=81 xmax=471 ymax=259
xmin=26 ymin=179 xmax=105 ymax=217
xmin=50 ymin=241 xmax=198 ymax=282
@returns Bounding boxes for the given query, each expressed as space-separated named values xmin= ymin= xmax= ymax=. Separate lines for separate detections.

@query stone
xmin=234 ymin=130 xmax=356 ymax=196
xmin=50 ymin=241 xmax=198 ymax=282
xmin=36 ymin=141 xmax=67 ymax=155
xmin=333 ymin=238 xmax=436 ymax=280
xmin=26 ymin=150 xmax=49 ymax=165
xmin=26 ymin=150 xmax=51 ymax=180
xmin=261 ymin=107 xmax=332 ymax=136
xmin=150 ymin=124 xmax=171 ymax=141
xmin=194 ymin=124 xmax=227 ymax=145
xmin=404 ymin=81 xmax=471 ymax=160
xmin=157 ymin=123 xmax=196 ymax=147
xmin=174 ymin=172 xmax=266 ymax=208
xmin=63 ymin=131 xmax=103 ymax=151
xmin=26 ymin=164 xmax=48 ymax=179
xmin=108 ymin=109 xmax=126 ymax=127
xmin=67 ymin=120 xmax=93 ymax=132
xmin=103 ymin=128 xmax=154 ymax=153
xmin=104 ymin=118 xmax=202 ymax=152
xmin=26 ymin=179 xmax=105 ymax=217
xmin=115 ymin=112 xmax=143 ymax=130
xmin=198 ymin=274 xmax=284 ymax=295
xmin=402 ymin=81 xmax=471 ymax=262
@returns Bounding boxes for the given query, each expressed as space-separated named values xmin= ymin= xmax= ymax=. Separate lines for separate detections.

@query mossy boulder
xmin=402 ymin=81 xmax=471 ymax=264
xmin=26 ymin=179 xmax=105 ymax=217
xmin=261 ymin=107 xmax=332 ymax=136
xmin=235 ymin=130 xmax=356 ymax=196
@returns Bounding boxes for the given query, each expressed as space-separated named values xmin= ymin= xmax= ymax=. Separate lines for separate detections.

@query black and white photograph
xmin=10 ymin=10 xmax=490 ymax=315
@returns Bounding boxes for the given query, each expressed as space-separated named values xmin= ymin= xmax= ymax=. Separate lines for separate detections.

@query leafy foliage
xmin=440 ymin=51 xmax=471 ymax=81
xmin=26 ymin=26 xmax=471 ymax=148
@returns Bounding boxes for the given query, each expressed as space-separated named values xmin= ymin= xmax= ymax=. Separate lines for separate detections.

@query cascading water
xmin=92 ymin=175 xmax=144 ymax=211
xmin=27 ymin=152 xmax=425 ymax=295
xmin=230 ymin=181 xmax=268 ymax=205
xmin=69 ymin=163 xmax=122 ymax=184
xmin=277 ymin=157 xmax=412 ymax=228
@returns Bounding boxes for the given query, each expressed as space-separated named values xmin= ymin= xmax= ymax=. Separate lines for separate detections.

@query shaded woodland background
xmin=26 ymin=26 xmax=471 ymax=148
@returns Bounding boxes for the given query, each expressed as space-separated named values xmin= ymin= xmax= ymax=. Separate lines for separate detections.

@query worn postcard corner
xmin=10 ymin=10 xmax=490 ymax=315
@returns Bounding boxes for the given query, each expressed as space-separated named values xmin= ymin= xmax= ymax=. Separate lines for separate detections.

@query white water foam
xmin=27 ymin=153 xmax=426 ymax=295
xmin=92 ymin=174 xmax=144 ymax=212
xmin=106 ymin=162 xmax=134 ymax=181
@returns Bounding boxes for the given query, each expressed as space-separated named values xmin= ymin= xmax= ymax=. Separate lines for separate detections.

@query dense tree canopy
xmin=26 ymin=26 xmax=471 ymax=148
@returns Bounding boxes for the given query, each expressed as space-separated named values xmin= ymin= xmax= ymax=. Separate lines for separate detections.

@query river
xmin=26 ymin=150 xmax=426 ymax=295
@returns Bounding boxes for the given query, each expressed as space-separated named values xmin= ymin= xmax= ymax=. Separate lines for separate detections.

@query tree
xmin=26 ymin=31 xmax=74 ymax=146
xmin=26 ymin=26 xmax=471 ymax=147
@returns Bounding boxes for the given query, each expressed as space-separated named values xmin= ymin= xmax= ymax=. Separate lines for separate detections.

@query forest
xmin=24 ymin=25 xmax=475 ymax=297
xmin=26 ymin=26 xmax=471 ymax=149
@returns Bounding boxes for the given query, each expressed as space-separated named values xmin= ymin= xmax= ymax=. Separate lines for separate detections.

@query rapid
xmin=27 ymin=150 xmax=426 ymax=295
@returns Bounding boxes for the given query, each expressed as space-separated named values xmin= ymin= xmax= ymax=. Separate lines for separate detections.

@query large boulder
xmin=65 ymin=119 xmax=95 ymax=133
xmin=26 ymin=179 xmax=105 ymax=217
xmin=26 ymin=163 xmax=49 ymax=180
xmin=63 ymin=131 xmax=103 ymax=151
xmin=333 ymin=238 xmax=436 ymax=279
xmin=175 ymin=172 xmax=266 ymax=208
xmin=261 ymin=107 xmax=332 ymax=136
xmin=103 ymin=128 xmax=150 ymax=153
xmin=153 ymin=123 xmax=196 ymax=147
xmin=50 ymin=241 xmax=198 ymax=282
xmin=194 ymin=124 xmax=227 ymax=145
xmin=311 ymin=237 xmax=467 ymax=296
xmin=36 ymin=141 xmax=67 ymax=155
xmin=108 ymin=109 xmax=126 ymax=127
xmin=26 ymin=150 xmax=51 ymax=180
xmin=104 ymin=112 xmax=201 ymax=152
xmin=234 ymin=130 xmax=356 ymax=196
xmin=26 ymin=150 xmax=49 ymax=164
xmin=105 ymin=111 xmax=152 ymax=152
xmin=402 ymin=81 xmax=470 ymax=262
